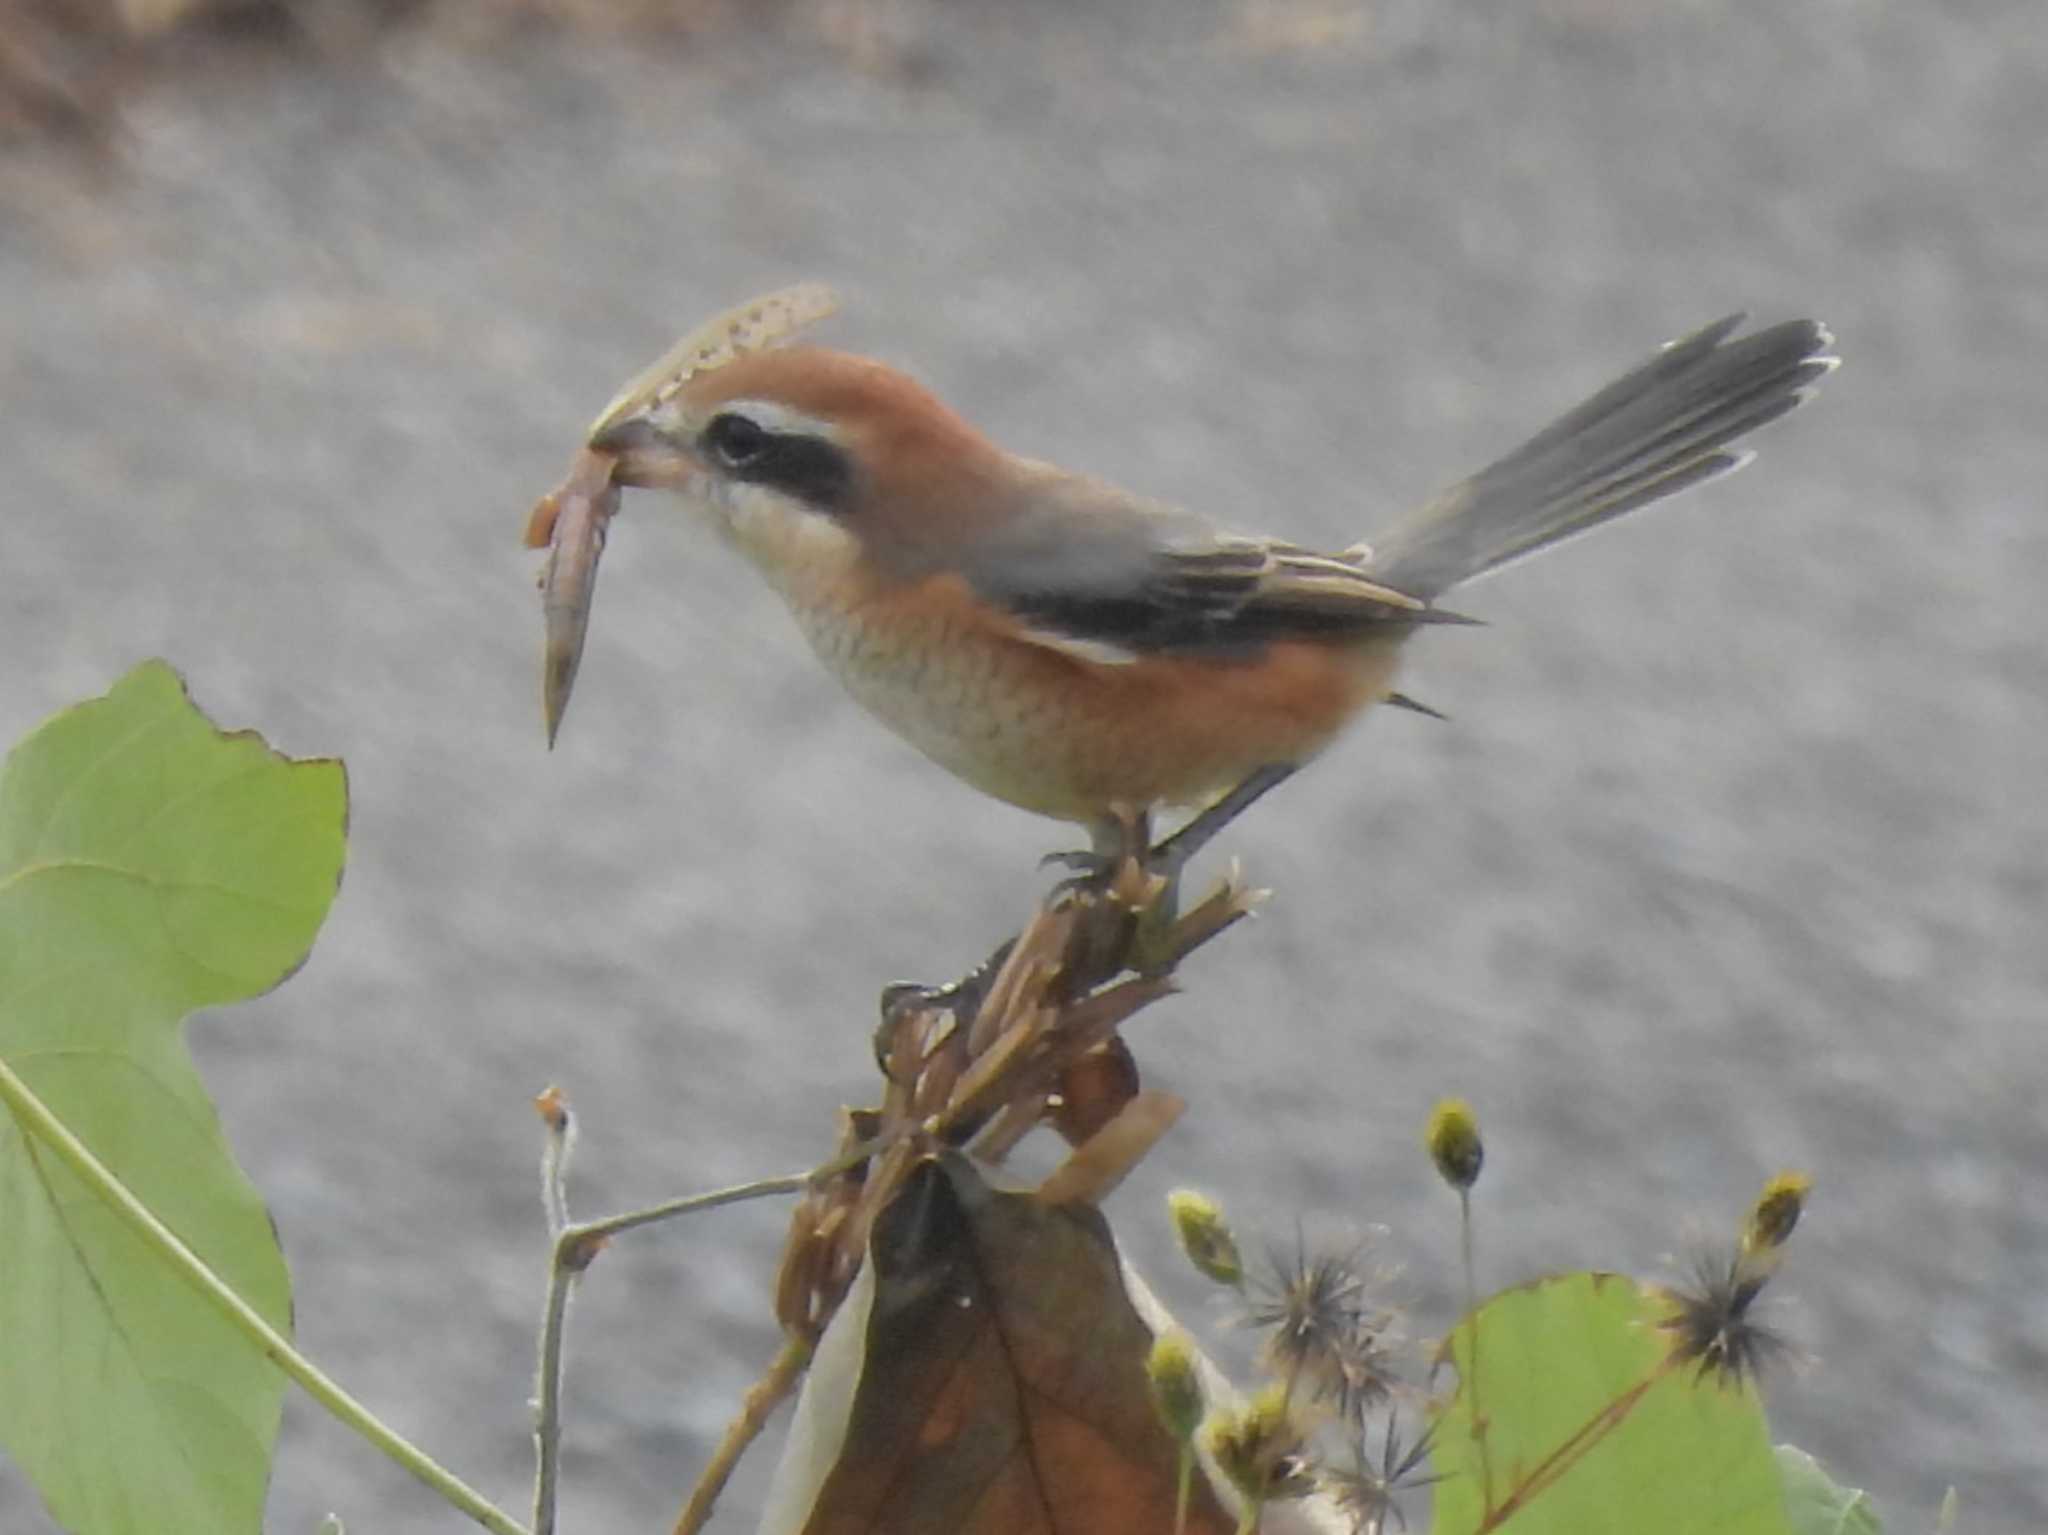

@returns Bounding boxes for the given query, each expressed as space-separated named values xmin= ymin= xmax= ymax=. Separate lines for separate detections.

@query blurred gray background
xmin=2 ymin=2 xmax=2041 ymax=1531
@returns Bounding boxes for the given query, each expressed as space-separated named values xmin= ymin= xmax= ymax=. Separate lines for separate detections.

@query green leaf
xmin=1778 ymin=1445 xmax=1884 ymax=1535
xmin=1429 ymin=1272 xmax=1791 ymax=1535
xmin=0 ymin=662 xmax=346 ymax=1535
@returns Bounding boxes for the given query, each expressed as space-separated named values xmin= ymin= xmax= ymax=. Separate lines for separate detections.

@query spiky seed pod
xmin=1242 ymin=1237 xmax=1399 ymax=1420
xmin=1321 ymin=1413 xmax=1443 ymax=1535
xmin=1657 ymin=1174 xmax=1811 ymax=1388
xmin=1327 ymin=1325 xmax=1402 ymax=1424
xmin=1654 ymin=1245 xmax=1792 ymax=1389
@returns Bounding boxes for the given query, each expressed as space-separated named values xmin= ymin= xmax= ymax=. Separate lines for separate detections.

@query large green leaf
xmin=1778 ymin=1446 xmax=1884 ymax=1535
xmin=0 ymin=662 xmax=346 ymax=1535
xmin=1429 ymin=1272 xmax=1791 ymax=1535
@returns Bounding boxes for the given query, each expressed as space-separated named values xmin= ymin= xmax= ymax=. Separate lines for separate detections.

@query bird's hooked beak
xmin=587 ymin=407 xmax=701 ymax=492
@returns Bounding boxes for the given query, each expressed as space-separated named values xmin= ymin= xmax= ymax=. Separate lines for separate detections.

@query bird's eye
xmin=704 ymin=412 xmax=770 ymax=468
xmin=696 ymin=408 xmax=854 ymax=512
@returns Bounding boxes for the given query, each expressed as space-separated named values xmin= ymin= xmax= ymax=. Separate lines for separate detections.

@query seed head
xmin=1321 ymin=1413 xmax=1442 ymax=1535
xmin=1243 ymin=1234 xmax=1400 ymax=1421
xmin=1654 ymin=1245 xmax=1792 ymax=1390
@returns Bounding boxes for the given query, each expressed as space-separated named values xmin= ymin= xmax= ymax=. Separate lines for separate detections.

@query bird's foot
xmin=1045 ymin=768 xmax=1296 ymax=975
xmin=883 ymin=771 xmax=1287 ymax=1065
xmin=1039 ymin=803 xmax=1154 ymax=896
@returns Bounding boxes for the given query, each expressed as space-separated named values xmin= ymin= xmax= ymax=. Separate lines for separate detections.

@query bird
xmin=583 ymin=303 xmax=1834 ymax=867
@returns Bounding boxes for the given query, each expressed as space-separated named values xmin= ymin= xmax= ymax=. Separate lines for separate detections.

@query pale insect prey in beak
xmin=524 ymin=283 xmax=839 ymax=746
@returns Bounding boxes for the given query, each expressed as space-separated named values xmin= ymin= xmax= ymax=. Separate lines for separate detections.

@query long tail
xmin=1365 ymin=315 xmax=1836 ymax=602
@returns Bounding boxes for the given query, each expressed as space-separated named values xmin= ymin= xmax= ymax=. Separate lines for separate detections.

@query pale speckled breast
xmin=786 ymin=581 xmax=1403 ymax=824
xmin=789 ymin=594 xmax=1079 ymax=809
xmin=712 ymin=489 xmax=1401 ymax=822
xmin=710 ymin=491 xmax=1071 ymax=808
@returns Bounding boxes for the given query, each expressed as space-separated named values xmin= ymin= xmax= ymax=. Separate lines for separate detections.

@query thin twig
xmin=563 ymin=1136 xmax=887 ymax=1249
xmin=567 ymin=1172 xmax=812 ymax=1246
xmin=528 ymin=1134 xmax=893 ymax=1535
xmin=532 ymin=1090 xmax=578 ymax=1535
xmin=1461 ymin=1186 xmax=1488 ymax=1513
xmin=532 ymin=1177 xmax=811 ymax=1534
xmin=531 ymin=1241 xmax=578 ymax=1535
xmin=671 ymin=1336 xmax=815 ymax=1535
xmin=537 ymin=1086 xmax=576 ymax=1240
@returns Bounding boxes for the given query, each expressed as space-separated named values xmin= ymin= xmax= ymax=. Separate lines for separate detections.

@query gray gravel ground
xmin=2 ymin=3 xmax=2042 ymax=1531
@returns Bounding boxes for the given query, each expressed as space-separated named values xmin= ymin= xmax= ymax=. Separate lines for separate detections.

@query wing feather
xmin=959 ymin=473 xmax=1450 ymax=659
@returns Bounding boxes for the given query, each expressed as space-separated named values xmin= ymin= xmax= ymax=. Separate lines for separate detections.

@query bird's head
xmin=590 ymin=346 xmax=1016 ymax=582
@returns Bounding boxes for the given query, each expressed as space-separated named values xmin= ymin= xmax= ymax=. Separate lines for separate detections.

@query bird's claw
xmin=1037 ymin=766 xmax=1297 ymax=968
xmin=1038 ymin=846 xmax=1112 ymax=879
xmin=1037 ymin=804 xmax=1153 ymax=894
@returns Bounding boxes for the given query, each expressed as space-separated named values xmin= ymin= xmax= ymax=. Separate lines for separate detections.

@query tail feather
xmin=1367 ymin=316 xmax=1835 ymax=601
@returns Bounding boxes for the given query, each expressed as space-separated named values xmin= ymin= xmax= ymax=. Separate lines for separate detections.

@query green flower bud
xmin=1147 ymin=1331 xmax=1205 ymax=1444
xmin=1743 ymin=1171 xmax=1811 ymax=1256
xmin=1424 ymin=1098 xmax=1483 ymax=1192
xmin=1168 ymin=1188 xmax=1244 ymax=1287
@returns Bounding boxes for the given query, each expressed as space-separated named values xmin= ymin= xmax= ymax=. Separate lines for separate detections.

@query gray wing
xmin=960 ymin=466 xmax=1443 ymax=659
xmin=1365 ymin=316 xmax=1836 ymax=601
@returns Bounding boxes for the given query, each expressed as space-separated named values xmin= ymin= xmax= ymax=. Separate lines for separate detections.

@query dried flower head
xmin=1424 ymin=1098 xmax=1484 ymax=1192
xmin=1243 ymin=1234 xmax=1400 ymax=1420
xmin=1654 ymin=1244 xmax=1792 ymax=1389
xmin=1321 ymin=1412 xmax=1443 ymax=1535
xmin=1169 ymin=1189 xmax=1245 ymax=1288
xmin=1327 ymin=1325 xmax=1405 ymax=1425
xmin=1658 ymin=1172 xmax=1811 ymax=1388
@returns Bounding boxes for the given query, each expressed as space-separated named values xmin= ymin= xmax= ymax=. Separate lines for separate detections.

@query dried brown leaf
xmin=1048 ymin=1035 xmax=1141 ymax=1147
xmin=777 ymin=1154 xmax=1234 ymax=1535
xmin=1034 ymin=1091 xmax=1184 ymax=1208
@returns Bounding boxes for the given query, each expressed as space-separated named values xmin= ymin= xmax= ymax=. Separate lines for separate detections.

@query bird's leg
xmin=892 ymin=807 xmax=1147 ymax=1064
xmin=1040 ymin=772 xmax=1294 ymax=971
xmin=1039 ymin=804 xmax=1153 ymax=889
xmin=890 ymin=772 xmax=1284 ymax=1062
xmin=1125 ymin=764 xmax=1297 ymax=974
xmin=1147 ymin=764 xmax=1298 ymax=883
